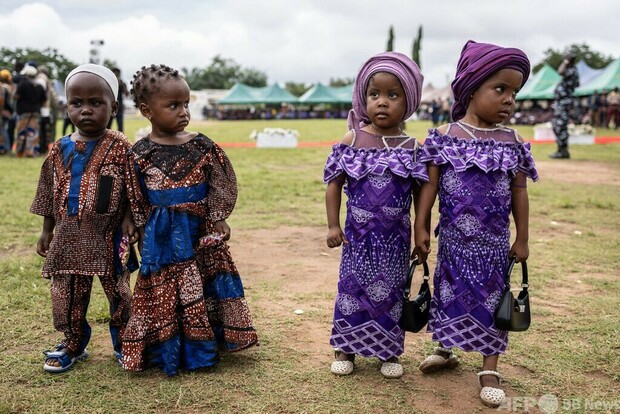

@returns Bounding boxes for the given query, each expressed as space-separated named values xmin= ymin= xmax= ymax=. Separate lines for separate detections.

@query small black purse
xmin=399 ymin=260 xmax=431 ymax=333
xmin=494 ymin=258 xmax=531 ymax=332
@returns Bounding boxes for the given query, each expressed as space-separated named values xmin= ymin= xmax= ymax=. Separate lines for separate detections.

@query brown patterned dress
xmin=30 ymin=130 xmax=145 ymax=356
xmin=121 ymin=133 xmax=258 ymax=376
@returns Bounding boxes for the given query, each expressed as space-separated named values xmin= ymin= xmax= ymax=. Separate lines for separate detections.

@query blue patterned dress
xmin=419 ymin=123 xmax=538 ymax=355
xmin=324 ymin=129 xmax=428 ymax=361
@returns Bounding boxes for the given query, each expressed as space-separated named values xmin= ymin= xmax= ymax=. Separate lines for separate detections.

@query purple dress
xmin=324 ymin=129 xmax=428 ymax=360
xmin=419 ymin=122 xmax=538 ymax=355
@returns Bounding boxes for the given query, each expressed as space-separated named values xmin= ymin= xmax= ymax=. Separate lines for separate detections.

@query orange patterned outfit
xmin=30 ymin=130 xmax=145 ymax=357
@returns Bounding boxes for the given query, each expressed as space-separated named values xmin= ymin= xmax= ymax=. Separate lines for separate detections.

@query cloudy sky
xmin=1 ymin=0 xmax=618 ymax=89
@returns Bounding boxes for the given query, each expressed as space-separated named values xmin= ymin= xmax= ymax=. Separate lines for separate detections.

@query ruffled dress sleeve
xmin=323 ymin=143 xmax=429 ymax=184
xmin=419 ymin=129 xmax=538 ymax=181
xmin=206 ymin=142 xmax=238 ymax=222
xmin=125 ymin=148 xmax=149 ymax=228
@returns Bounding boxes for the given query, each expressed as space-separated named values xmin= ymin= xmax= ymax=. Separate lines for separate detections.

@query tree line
xmin=0 ymin=39 xmax=614 ymax=97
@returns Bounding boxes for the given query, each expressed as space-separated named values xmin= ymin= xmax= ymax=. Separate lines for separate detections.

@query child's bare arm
xmin=325 ymin=175 xmax=347 ymax=248
xmin=36 ymin=216 xmax=55 ymax=257
xmin=413 ymin=164 xmax=439 ymax=263
xmin=510 ymin=184 xmax=530 ymax=262
xmin=214 ymin=220 xmax=231 ymax=241
xmin=121 ymin=206 xmax=139 ymax=244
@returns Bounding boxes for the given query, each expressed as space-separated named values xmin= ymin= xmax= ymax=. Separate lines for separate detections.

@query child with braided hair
xmin=121 ymin=64 xmax=258 ymax=376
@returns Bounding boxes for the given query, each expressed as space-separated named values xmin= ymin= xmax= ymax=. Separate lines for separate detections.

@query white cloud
xmin=1 ymin=1 xmax=619 ymax=88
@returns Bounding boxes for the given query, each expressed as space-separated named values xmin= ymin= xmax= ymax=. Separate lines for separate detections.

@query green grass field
xmin=0 ymin=118 xmax=619 ymax=413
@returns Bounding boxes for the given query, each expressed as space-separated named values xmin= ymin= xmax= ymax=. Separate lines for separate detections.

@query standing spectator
xmin=14 ymin=64 xmax=46 ymax=157
xmin=0 ymin=69 xmax=13 ymax=154
xmin=107 ymin=68 xmax=129 ymax=132
xmin=440 ymin=97 xmax=451 ymax=123
xmin=606 ymin=87 xmax=619 ymax=129
xmin=550 ymin=54 xmax=579 ymax=159
xmin=7 ymin=60 xmax=25 ymax=146
xmin=430 ymin=99 xmax=441 ymax=126
xmin=588 ymin=91 xmax=601 ymax=127
xmin=59 ymin=97 xmax=75 ymax=136
xmin=599 ymin=90 xmax=609 ymax=128
xmin=35 ymin=65 xmax=56 ymax=154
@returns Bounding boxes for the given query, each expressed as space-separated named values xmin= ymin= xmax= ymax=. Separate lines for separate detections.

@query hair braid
xmin=130 ymin=64 xmax=181 ymax=107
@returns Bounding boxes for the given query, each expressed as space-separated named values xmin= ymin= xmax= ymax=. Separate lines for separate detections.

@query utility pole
xmin=89 ymin=39 xmax=105 ymax=64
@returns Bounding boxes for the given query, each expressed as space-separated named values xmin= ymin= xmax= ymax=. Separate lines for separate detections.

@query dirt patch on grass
xmin=228 ymin=226 xmax=541 ymax=413
xmin=0 ymin=244 xmax=33 ymax=260
xmin=225 ymin=212 xmax=619 ymax=412
xmin=536 ymin=160 xmax=620 ymax=186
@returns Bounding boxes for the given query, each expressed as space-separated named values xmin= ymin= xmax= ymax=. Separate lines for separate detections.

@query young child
xmin=413 ymin=40 xmax=538 ymax=407
xmin=121 ymin=64 xmax=258 ymax=376
xmin=30 ymin=64 xmax=144 ymax=373
xmin=324 ymin=52 xmax=427 ymax=379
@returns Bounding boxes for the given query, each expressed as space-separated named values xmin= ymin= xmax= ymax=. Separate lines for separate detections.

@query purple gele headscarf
xmin=347 ymin=51 xmax=424 ymax=130
xmin=451 ymin=40 xmax=530 ymax=122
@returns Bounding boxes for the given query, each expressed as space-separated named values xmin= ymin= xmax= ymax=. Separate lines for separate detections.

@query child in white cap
xmin=30 ymin=64 xmax=146 ymax=373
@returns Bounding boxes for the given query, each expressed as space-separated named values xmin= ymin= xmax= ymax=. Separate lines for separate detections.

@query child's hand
xmin=214 ymin=220 xmax=231 ymax=241
xmin=326 ymin=226 xmax=348 ymax=248
xmin=36 ymin=231 xmax=53 ymax=257
xmin=509 ymin=240 xmax=529 ymax=263
xmin=413 ymin=230 xmax=431 ymax=263
xmin=122 ymin=217 xmax=139 ymax=244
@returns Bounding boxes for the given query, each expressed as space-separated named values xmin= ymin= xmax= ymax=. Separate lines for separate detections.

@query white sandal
xmin=477 ymin=370 xmax=505 ymax=407
xmin=330 ymin=350 xmax=354 ymax=376
xmin=419 ymin=346 xmax=459 ymax=373
xmin=380 ymin=361 xmax=403 ymax=379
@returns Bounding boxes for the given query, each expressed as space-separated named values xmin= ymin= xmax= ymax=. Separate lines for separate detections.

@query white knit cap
xmin=20 ymin=65 xmax=38 ymax=77
xmin=65 ymin=64 xmax=118 ymax=100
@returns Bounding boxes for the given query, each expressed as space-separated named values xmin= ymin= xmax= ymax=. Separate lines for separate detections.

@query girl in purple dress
xmin=413 ymin=40 xmax=538 ymax=407
xmin=324 ymin=52 xmax=427 ymax=379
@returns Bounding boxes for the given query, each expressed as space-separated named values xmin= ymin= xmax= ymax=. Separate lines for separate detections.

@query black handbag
xmin=494 ymin=258 xmax=531 ymax=332
xmin=399 ymin=260 xmax=431 ymax=333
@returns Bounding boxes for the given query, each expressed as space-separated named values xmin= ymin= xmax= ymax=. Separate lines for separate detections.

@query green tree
xmin=0 ymin=47 xmax=77 ymax=81
xmin=533 ymin=43 xmax=614 ymax=73
xmin=329 ymin=77 xmax=354 ymax=87
xmin=412 ymin=25 xmax=423 ymax=68
xmin=285 ymin=82 xmax=310 ymax=97
xmin=182 ymin=55 xmax=268 ymax=90
xmin=386 ymin=26 xmax=394 ymax=52
xmin=238 ymin=68 xmax=267 ymax=87
xmin=102 ymin=58 xmax=119 ymax=71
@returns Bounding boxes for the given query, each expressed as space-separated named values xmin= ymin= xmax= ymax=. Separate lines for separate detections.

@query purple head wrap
xmin=347 ymin=51 xmax=423 ymax=130
xmin=451 ymin=40 xmax=530 ymax=121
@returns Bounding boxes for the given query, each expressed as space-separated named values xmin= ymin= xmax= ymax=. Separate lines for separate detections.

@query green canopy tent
xmin=331 ymin=84 xmax=353 ymax=103
xmin=218 ymin=83 xmax=299 ymax=105
xmin=299 ymin=83 xmax=353 ymax=104
xmin=260 ymin=84 xmax=299 ymax=104
xmin=516 ymin=64 xmax=561 ymax=100
xmin=217 ymin=83 xmax=258 ymax=104
xmin=574 ymin=58 xmax=620 ymax=96
xmin=299 ymin=83 xmax=338 ymax=104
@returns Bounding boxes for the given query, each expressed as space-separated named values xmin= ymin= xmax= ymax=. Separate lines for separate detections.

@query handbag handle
xmin=504 ymin=257 xmax=529 ymax=290
xmin=403 ymin=259 xmax=429 ymax=299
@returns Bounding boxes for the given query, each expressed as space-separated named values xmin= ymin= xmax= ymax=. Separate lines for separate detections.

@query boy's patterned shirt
xmin=30 ymin=130 xmax=146 ymax=278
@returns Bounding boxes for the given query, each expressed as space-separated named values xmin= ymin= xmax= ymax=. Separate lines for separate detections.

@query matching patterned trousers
xmin=49 ymin=272 xmax=131 ymax=355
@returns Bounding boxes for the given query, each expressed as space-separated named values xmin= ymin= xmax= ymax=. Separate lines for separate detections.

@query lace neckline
xmin=361 ymin=129 xmax=413 ymax=149
xmin=455 ymin=121 xmax=512 ymax=140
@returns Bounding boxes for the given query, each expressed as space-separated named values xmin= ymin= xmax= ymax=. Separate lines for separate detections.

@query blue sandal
xmin=113 ymin=351 xmax=122 ymax=367
xmin=43 ymin=347 xmax=89 ymax=373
